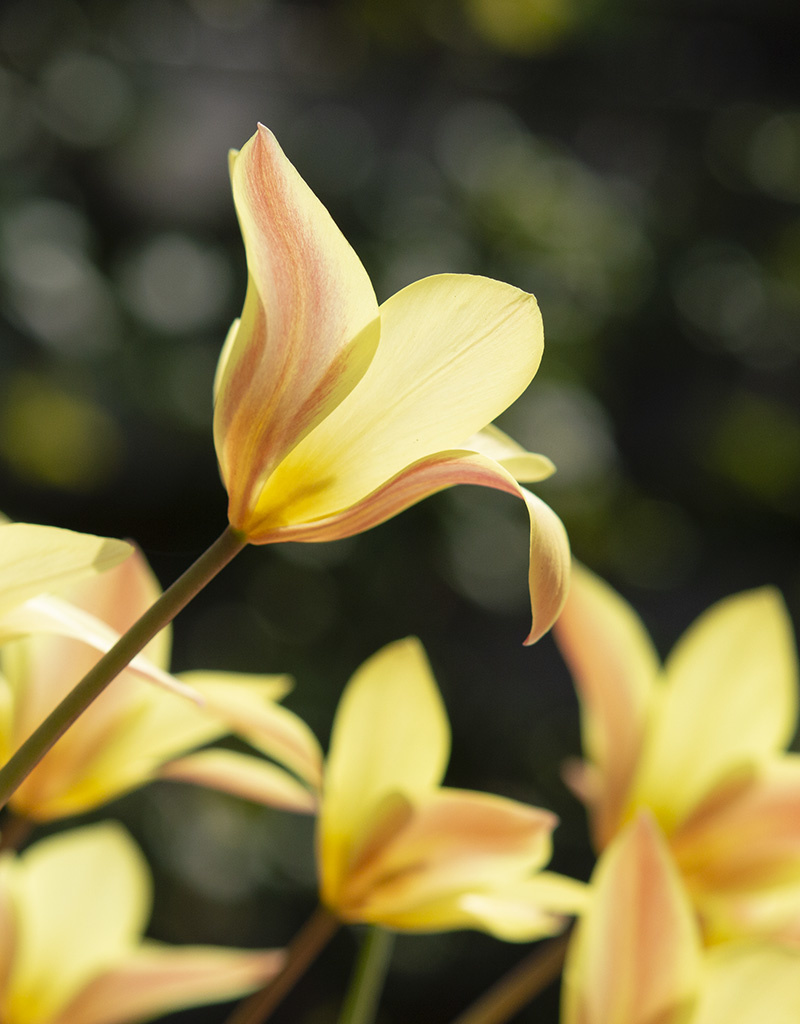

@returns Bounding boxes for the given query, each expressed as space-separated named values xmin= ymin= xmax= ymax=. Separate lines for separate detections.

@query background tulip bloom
xmin=0 ymin=520 xmax=131 ymax=617
xmin=0 ymin=549 xmax=321 ymax=821
xmin=555 ymin=563 xmax=800 ymax=943
xmin=0 ymin=822 xmax=284 ymax=1024
xmin=214 ymin=125 xmax=570 ymax=643
xmin=563 ymin=813 xmax=800 ymax=1024
xmin=317 ymin=637 xmax=586 ymax=939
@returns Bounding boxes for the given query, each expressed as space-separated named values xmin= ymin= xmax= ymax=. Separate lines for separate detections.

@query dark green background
xmin=1 ymin=1 xmax=799 ymax=1020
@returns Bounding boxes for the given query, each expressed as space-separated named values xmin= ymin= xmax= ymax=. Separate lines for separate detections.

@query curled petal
xmin=53 ymin=943 xmax=285 ymax=1024
xmin=562 ymin=814 xmax=701 ymax=1024
xmin=553 ymin=563 xmax=659 ymax=848
xmin=633 ymin=587 xmax=798 ymax=831
xmin=259 ymin=450 xmax=569 ymax=645
xmin=215 ymin=125 xmax=380 ymax=524
xmin=0 ymin=523 xmax=131 ymax=616
xmin=161 ymin=749 xmax=317 ymax=814
xmin=246 ymin=273 xmax=544 ymax=535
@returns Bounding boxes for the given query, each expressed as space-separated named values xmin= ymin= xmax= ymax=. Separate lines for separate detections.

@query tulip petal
xmin=162 ymin=748 xmax=317 ymax=814
xmin=632 ymin=588 xmax=798 ymax=830
xmin=319 ymin=638 xmax=450 ymax=907
xmin=183 ymin=672 xmax=323 ymax=789
xmin=246 ymin=273 xmax=543 ymax=535
xmin=255 ymin=449 xmax=569 ymax=645
xmin=459 ymin=872 xmax=589 ymax=941
xmin=4 ymin=824 xmax=149 ymax=1024
xmin=0 ymin=596 xmax=199 ymax=703
xmin=53 ymin=943 xmax=285 ymax=1024
xmin=463 ymin=424 xmax=556 ymax=483
xmin=562 ymin=814 xmax=701 ymax=1024
xmin=9 ymin=673 xmax=293 ymax=821
xmin=693 ymin=942 xmax=800 ymax=1024
xmin=672 ymin=755 xmax=800 ymax=896
xmin=215 ymin=125 xmax=380 ymax=525
xmin=553 ymin=564 xmax=659 ymax=848
xmin=0 ymin=523 xmax=131 ymax=616
xmin=337 ymin=788 xmax=556 ymax=927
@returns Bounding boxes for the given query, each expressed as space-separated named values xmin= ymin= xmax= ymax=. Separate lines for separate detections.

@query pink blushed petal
xmin=161 ymin=749 xmax=317 ymax=814
xmin=553 ymin=564 xmax=659 ymax=849
xmin=215 ymin=125 xmax=380 ymax=524
xmin=52 ymin=945 xmax=285 ymax=1024
xmin=672 ymin=756 xmax=800 ymax=895
xmin=339 ymin=788 xmax=557 ymax=924
xmin=255 ymin=449 xmax=570 ymax=645
xmin=562 ymin=814 xmax=701 ymax=1024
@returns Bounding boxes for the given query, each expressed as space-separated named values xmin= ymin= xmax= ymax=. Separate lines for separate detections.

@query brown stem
xmin=225 ymin=905 xmax=340 ymax=1024
xmin=0 ymin=810 xmax=33 ymax=853
xmin=448 ymin=931 xmax=571 ymax=1024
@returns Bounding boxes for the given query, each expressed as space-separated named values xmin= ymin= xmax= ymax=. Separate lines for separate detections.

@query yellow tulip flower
xmin=563 ymin=812 xmax=800 ymax=1024
xmin=0 ymin=549 xmax=322 ymax=822
xmin=316 ymin=637 xmax=586 ymax=939
xmin=0 ymin=822 xmax=284 ymax=1024
xmin=555 ymin=563 xmax=800 ymax=943
xmin=214 ymin=125 xmax=570 ymax=644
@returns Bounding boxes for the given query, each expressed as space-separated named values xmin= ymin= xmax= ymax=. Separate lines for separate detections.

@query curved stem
xmin=0 ymin=525 xmax=247 ymax=809
xmin=448 ymin=931 xmax=570 ymax=1024
xmin=337 ymin=926 xmax=395 ymax=1024
xmin=225 ymin=905 xmax=340 ymax=1024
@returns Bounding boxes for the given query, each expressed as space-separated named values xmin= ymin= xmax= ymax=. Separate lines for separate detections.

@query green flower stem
xmin=337 ymin=926 xmax=395 ymax=1024
xmin=225 ymin=905 xmax=340 ymax=1024
xmin=0 ymin=525 xmax=247 ymax=810
xmin=448 ymin=931 xmax=571 ymax=1024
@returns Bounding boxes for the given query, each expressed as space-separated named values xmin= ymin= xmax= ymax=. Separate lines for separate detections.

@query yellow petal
xmin=553 ymin=563 xmax=659 ymax=848
xmin=672 ymin=755 xmax=800 ymax=897
xmin=463 ymin=424 xmax=556 ymax=483
xmin=245 ymin=273 xmax=543 ymax=535
xmin=215 ymin=124 xmax=380 ymax=527
xmin=319 ymin=638 xmax=450 ymax=908
xmin=335 ymin=788 xmax=556 ymax=929
xmin=0 ymin=596 xmax=196 ymax=703
xmin=4 ymin=824 xmax=149 ymax=1024
xmin=9 ymin=673 xmax=289 ymax=821
xmin=693 ymin=942 xmax=800 ymax=1024
xmin=184 ymin=671 xmax=323 ymax=789
xmin=562 ymin=814 xmax=701 ymax=1024
xmin=632 ymin=588 xmax=797 ymax=831
xmin=459 ymin=872 xmax=589 ymax=941
xmin=53 ymin=943 xmax=285 ymax=1024
xmin=161 ymin=749 xmax=317 ymax=814
xmin=253 ymin=449 xmax=569 ymax=645
xmin=0 ymin=523 xmax=131 ymax=616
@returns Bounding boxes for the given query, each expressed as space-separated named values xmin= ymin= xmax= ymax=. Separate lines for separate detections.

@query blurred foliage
xmin=1 ymin=0 xmax=799 ymax=1021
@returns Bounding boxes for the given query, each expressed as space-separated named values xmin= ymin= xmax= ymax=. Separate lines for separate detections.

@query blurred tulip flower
xmin=214 ymin=125 xmax=570 ymax=643
xmin=0 ymin=520 xmax=131 ymax=616
xmin=563 ymin=812 xmax=800 ymax=1024
xmin=0 ymin=549 xmax=321 ymax=822
xmin=317 ymin=637 xmax=586 ymax=939
xmin=0 ymin=822 xmax=284 ymax=1024
xmin=555 ymin=563 xmax=800 ymax=943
